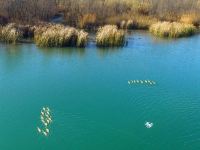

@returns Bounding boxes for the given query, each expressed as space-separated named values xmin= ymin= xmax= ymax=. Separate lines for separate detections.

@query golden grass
xmin=105 ymin=13 xmax=157 ymax=30
xmin=96 ymin=25 xmax=125 ymax=47
xmin=149 ymin=21 xmax=196 ymax=38
xmin=135 ymin=1 xmax=152 ymax=15
xmin=120 ymin=15 xmax=157 ymax=30
xmin=105 ymin=14 xmax=130 ymax=26
xmin=180 ymin=13 xmax=200 ymax=26
xmin=34 ymin=24 xmax=88 ymax=47
xmin=0 ymin=23 xmax=23 ymax=43
xmin=78 ymin=13 xmax=96 ymax=29
xmin=77 ymin=30 xmax=88 ymax=47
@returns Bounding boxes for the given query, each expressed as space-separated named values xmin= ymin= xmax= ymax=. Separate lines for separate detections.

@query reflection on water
xmin=0 ymin=44 xmax=87 ymax=71
xmin=97 ymin=47 xmax=122 ymax=57
xmin=0 ymin=44 xmax=25 ymax=71
xmin=38 ymin=47 xmax=86 ymax=57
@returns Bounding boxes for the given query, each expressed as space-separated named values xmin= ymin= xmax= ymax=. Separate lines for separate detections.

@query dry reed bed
xmin=0 ymin=23 xmax=23 ymax=43
xmin=34 ymin=24 xmax=88 ymax=47
xmin=149 ymin=22 xmax=196 ymax=38
xmin=120 ymin=16 xmax=157 ymax=30
xmin=180 ymin=13 xmax=200 ymax=26
xmin=96 ymin=25 xmax=125 ymax=47
xmin=0 ymin=23 xmax=36 ymax=43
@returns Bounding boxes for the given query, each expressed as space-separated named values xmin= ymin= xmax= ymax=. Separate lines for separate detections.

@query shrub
xmin=1 ymin=0 xmax=200 ymax=28
xmin=0 ymin=23 xmax=22 ymax=43
xmin=149 ymin=21 xmax=196 ymax=38
xmin=34 ymin=24 xmax=88 ymax=47
xmin=96 ymin=25 xmax=125 ymax=47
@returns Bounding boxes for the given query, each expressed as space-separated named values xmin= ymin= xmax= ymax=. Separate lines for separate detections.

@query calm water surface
xmin=0 ymin=32 xmax=200 ymax=150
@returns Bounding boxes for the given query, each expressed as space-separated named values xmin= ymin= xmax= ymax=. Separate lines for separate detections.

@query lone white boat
xmin=145 ymin=122 xmax=153 ymax=128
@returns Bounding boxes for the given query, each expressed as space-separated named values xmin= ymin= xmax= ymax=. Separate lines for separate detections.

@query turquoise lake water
xmin=0 ymin=31 xmax=200 ymax=150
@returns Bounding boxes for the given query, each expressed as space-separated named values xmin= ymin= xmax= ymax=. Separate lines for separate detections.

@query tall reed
xmin=0 ymin=23 xmax=22 ymax=43
xmin=149 ymin=21 xmax=196 ymax=38
xmin=34 ymin=24 xmax=88 ymax=47
xmin=96 ymin=25 xmax=125 ymax=47
xmin=180 ymin=13 xmax=200 ymax=26
xmin=120 ymin=15 xmax=157 ymax=30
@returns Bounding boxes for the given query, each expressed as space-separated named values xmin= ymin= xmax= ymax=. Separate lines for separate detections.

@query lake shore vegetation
xmin=96 ymin=25 xmax=125 ymax=47
xmin=34 ymin=24 xmax=88 ymax=47
xmin=0 ymin=0 xmax=199 ymax=45
xmin=0 ymin=23 xmax=22 ymax=43
xmin=0 ymin=0 xmax=199 ymax=28
xmin=149 ymin=22 xmax=196 ymax=38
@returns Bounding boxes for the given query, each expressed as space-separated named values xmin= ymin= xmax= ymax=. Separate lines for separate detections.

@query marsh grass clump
xmin=77 ymin=30 xmax=88 ymax=47
xmin=0 ymin=23 xmax=23 ymax=43
xmin=149 ymin=22 xmax=196 ymax=38
xmin=96 ymin=25 xmax=125 ymax=47
xmin=120 ymin=16 xmax=157 ymax=30
xmin=34 ymin=24 xmax=88 ymax=47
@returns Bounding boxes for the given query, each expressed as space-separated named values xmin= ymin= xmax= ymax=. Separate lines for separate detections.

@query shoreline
xmin=0 ymin=22 xmax=199 ymax=48
xmin=2 ymin=30 xmax=200 ymax=48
